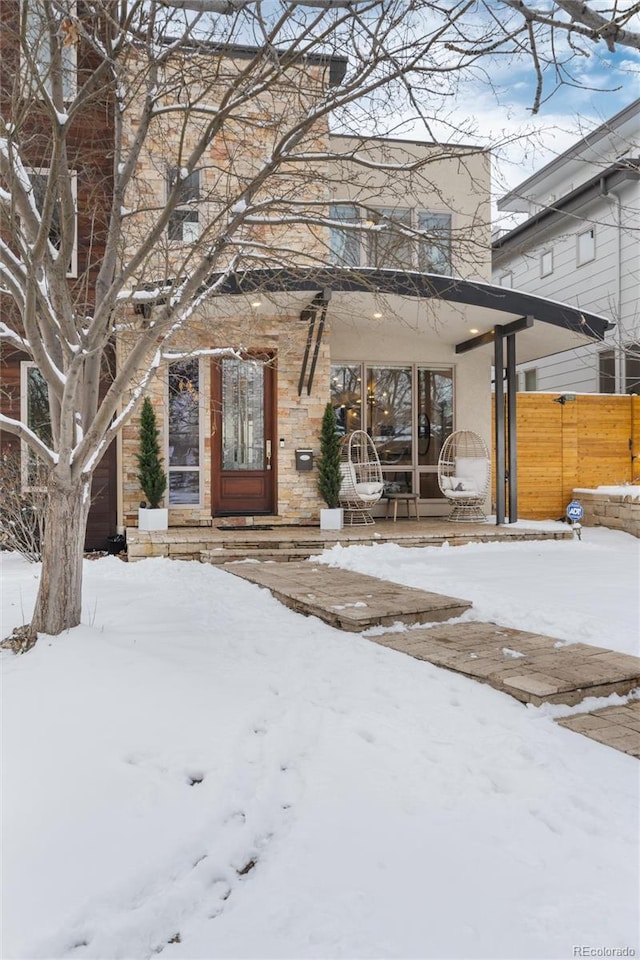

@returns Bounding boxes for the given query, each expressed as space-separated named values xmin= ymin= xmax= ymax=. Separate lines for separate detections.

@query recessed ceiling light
xmin=251 ymin=300 xmax=262 ymax=308
xmin=470 ymin=328 xmax=479 ymax=334
xmin=373 ymin=311 xmax=383 ymax=319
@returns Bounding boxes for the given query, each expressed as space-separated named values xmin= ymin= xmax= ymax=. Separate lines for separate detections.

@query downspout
xmin=601 ymin=176 xmax=623 ymax=391
xmin=602 ymin=178 xmax=633 ymax=478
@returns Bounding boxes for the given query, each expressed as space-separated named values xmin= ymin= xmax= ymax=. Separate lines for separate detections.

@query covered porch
xmin=120 ymin=267 xmax=612 ymax=537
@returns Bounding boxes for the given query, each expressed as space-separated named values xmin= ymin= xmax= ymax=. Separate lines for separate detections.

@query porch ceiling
xmin=204 ymin=267 xmax=613 ymax=365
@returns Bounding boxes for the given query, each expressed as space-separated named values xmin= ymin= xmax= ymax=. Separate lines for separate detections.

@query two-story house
xmin=116 ymin=52 xmax=612 ymax=530
xmin=492 ymin=99 xmax=640 ymax=395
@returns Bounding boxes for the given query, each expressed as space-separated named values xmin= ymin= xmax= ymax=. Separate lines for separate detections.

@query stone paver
xmin=225 ymin=561 xmax=471 ymax=631
xmin=556 ymin=701 xmax=640 ymax=757
xmin=371 ymin=622 xmax=640 ymax=707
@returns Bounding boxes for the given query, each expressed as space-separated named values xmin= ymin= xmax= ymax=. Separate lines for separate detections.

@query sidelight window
xmin=167 ymin=359 xmax=201 ymax=505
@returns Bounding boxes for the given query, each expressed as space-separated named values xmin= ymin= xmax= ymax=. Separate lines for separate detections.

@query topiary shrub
xmin=317 ymin=402 xmax=342 ymax=509
xmin=136 ymin=397 xmax=167 ymax=509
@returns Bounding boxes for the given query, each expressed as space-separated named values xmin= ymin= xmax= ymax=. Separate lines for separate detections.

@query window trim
xmin=598 ymin=348 xmax=616 ymax=394
xmin=577 ymin=227 xmax=596 ymax=267
xmin=167 ymin=168 xmax=201 ymax=243
xmin=165 ymin=357 xmax=204 ymax=509
xmin=540 ymin=249 xmax=553 ymax=277
xmin=22 ymin=0 xmax=78 ymax=102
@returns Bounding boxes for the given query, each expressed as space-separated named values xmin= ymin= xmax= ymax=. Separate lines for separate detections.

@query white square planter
xmin=320 ymin=507 xmax=344 ymax=531
xmin=138 ymin=507 xmax=168 ymax=531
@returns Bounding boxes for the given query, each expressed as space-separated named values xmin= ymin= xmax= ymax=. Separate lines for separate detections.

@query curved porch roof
xmin=210 ymin=266 xmax=614 ymax=365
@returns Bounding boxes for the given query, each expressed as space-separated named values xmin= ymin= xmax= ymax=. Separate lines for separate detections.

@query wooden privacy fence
xmin=492 ymin=393 xmax=640 ymax=520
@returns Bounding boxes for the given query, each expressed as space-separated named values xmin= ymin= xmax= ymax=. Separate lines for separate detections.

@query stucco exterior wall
xmin=327 ymin=135 xmax=492 ymax=282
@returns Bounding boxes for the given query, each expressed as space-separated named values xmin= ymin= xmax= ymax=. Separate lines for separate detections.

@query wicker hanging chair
xmin=437 ymin=430 xmax=490 ymax=522
xmin=338 ymin=430 xmax=384 ymax=525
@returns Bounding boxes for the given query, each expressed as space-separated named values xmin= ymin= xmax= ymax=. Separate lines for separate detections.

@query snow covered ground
xmin=2 ymin=527 xmax=639 ymax=960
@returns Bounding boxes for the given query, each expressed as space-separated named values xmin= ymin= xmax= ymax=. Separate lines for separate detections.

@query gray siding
xmin=493 ymin=180 xmax=639 ymax=393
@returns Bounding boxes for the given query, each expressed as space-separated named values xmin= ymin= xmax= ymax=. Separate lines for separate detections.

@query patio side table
xmin=384 ymin=492 xmax=419 ymax=521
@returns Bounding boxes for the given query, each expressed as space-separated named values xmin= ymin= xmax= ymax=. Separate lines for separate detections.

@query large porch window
xmin=331 ymin=362 xmax=453 ymax=499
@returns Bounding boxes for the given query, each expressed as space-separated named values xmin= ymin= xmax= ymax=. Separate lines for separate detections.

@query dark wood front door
xmin=211 ymin=355 xmax=275 ymax=515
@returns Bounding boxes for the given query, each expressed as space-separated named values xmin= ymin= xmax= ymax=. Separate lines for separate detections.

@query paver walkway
xmin=226 ymin=560 xmax=640 ymax=756
xmin=556 ymin=701 xmax=640 ymax=757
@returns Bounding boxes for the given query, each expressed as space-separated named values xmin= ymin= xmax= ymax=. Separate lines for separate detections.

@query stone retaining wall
xmin=574 ymin=489 xmax=640 ymax=538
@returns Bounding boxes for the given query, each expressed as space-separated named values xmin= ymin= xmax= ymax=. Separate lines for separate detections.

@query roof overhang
xmin=205 ymin=266 xmax=613 ymax=365
xmin=493 ymin=162 xmax=640 ymax=252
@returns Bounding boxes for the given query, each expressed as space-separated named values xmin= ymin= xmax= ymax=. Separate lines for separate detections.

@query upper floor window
xmin=368 ymin=208 xmax=413 ymax=269
xmin=540 ymin=250 xmax=553 ymax=277
xmin=418 ymin=213 xmax=452 ymax=275
xmin=329 ymin=205 xmax=360 ymax=267
xmin=524 ymin=368 xmax=537 ymax=391
xmin=29 ymin=168 xmax=78 ymax=277
xmin=577 ymin=228 xmax=595 ymax=266
xmin=598 ymin=349 xmax=616 ymax=394
xmin=499 ymin=272 xmax=513 ymax=288
xmin=167 ymin=169 xmax=200 ymax=242
xmin=329 ymin=206 xmax=452 ymax=275
xmin=23 ymin=0 xmax=77 ymax=101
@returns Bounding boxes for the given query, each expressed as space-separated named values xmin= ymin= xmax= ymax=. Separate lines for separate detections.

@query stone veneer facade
xmin=121 ymin=308 xmax=331 ymax=528
xmin=117 ymin=50 xmax=336 ymax=529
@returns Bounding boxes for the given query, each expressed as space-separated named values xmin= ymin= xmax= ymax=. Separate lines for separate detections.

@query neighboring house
xmin=492 ymin=99 xmax=640 ymax=395
xmin=0 ymin=0 xmax=117 ymax=549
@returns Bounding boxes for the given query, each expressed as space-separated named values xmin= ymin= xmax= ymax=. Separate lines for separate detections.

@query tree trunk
xmin=30 ymin=473 xmax=91 ymax=636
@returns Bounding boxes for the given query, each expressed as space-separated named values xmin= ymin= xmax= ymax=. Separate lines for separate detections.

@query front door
xmin=211 ymin=355 xmax=275 ymax=515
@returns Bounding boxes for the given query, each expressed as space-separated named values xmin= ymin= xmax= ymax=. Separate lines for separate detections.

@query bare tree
xmin=0 ymin=0 xmax=634 ymax=638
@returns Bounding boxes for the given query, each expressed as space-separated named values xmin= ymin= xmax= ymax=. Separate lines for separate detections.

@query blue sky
xmin=458 ymin=41 xmax=639 ymax=200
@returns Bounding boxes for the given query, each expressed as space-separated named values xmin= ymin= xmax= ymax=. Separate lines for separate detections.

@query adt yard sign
xmin=566 ymin=500 xmax=584 ymax=522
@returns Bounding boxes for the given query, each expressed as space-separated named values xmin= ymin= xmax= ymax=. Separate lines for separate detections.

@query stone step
xmin=371 ymin=622 xmax=640 ymax=707
xmin=225 ymin=561 xmax=471 ymax=631
xmin=201 ymin=546 xmax=320 ymax=564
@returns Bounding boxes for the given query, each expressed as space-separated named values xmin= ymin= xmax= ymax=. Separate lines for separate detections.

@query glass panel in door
xmin=222 ymin=359 xmax=265 ymax=471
